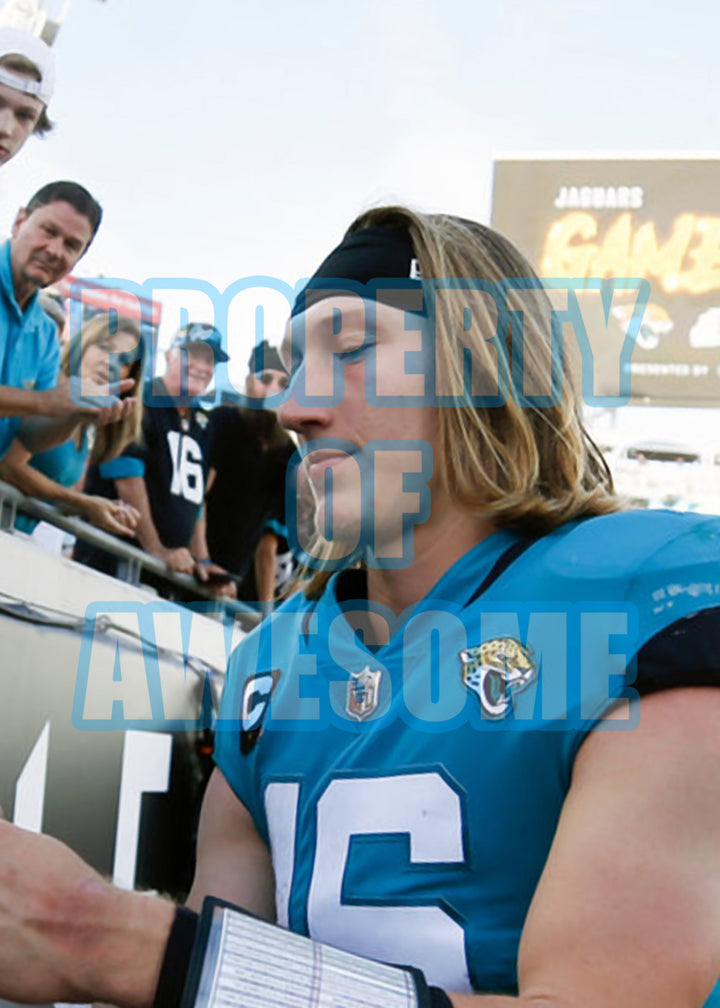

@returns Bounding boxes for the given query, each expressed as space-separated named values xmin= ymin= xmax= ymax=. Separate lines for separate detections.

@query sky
xmin=1 ymin=0 xmax=720 ymax=438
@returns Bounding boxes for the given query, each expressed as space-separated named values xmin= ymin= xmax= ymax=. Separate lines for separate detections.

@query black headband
xmin=291 ymin=225 xmax=425 ymax=318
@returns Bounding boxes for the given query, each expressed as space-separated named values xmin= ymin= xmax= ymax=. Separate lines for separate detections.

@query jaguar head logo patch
xmin=460 ymin=637 xmax=536 ymax=719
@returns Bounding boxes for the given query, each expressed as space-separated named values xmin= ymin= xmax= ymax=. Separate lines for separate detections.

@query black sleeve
xmin=633 ymin=607 xmax=720 ymax=695
xmin=265 ymin=443 xmax=294 ymax=524
xmin=207 ymin=406 xmax=242 ymax=472
xmin=206 ymin=407 xmax=224 ymax=471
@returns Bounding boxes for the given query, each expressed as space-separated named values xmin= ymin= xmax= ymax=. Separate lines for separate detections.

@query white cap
xmin=0 ymin=27 xmax=55 ymax=106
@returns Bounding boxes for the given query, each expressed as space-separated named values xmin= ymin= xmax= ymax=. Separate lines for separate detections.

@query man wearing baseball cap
xmin=244 ymin=338 xmax=289 ymax=399
xmin=204 ymin=340 xmax=295 ymax=613
xmin=167 ymin=320 xmax=229 ymax=382
xmin=0 ymin=27 xmax=55 ymax=167
xmin=75 ymin=322 xmax=235 ymax=596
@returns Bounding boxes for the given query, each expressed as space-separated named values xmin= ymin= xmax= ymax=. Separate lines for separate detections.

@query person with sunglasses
xmin=75 ymin=323 xmax=234 ymax=596
xmin=203 ymin=340 xmax=296 ymax=611
xmin=244 ymin=341 xmax=289 ymax=398
xmin=0 ymin=312 xmax=143 ymax=537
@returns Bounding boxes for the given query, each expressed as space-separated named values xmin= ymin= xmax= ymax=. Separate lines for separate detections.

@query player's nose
xmin=278 ymin=368 xmax=334 ymax=436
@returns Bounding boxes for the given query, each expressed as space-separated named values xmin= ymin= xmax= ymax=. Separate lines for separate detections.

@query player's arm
xmin=186 ymin=767 xmax=275 ymax=920
xmin=449 ymin=687 xmax=720 ymax=1008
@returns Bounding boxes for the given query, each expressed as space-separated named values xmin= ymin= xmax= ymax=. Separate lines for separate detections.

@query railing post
xmin=0 ymin=491 xmax=17 ymax=532
xmin=117 ymin=556 xmax=142 ymax=586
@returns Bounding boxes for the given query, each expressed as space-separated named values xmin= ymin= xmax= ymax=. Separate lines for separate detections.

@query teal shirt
xmin=15 ymin=429 xmax=90 ymax=534
xmin=215 ymin=510 xmax=720 ymax=1001
xmin=0 ymin=240 xmax=60 ymax=461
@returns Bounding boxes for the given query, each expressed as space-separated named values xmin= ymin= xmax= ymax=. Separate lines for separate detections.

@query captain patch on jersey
xmin=240 ymin=670 xmax=281 ymax=755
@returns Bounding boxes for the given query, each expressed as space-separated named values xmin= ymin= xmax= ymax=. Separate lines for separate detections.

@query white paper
xmin=193 ymin=905 xmax=420 ymax=1008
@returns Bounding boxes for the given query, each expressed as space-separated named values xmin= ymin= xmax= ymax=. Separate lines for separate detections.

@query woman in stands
xmin=0 ymin=312 xmax=144 ymax=537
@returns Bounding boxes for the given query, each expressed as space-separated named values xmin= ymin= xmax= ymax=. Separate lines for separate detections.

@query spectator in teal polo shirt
xmin=0 ymin=180 xmax=136 ymax=465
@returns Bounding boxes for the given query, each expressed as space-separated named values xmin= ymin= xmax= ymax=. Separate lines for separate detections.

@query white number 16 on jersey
xmin=264 ymin=772 xmax=472 ymax=991
xmin=167 ymin=431 xmax=204 ymax=505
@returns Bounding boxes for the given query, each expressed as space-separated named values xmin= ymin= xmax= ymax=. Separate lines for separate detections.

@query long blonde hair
xmin=301 ymin=205 xmax=620 ymax=596
xmin=61 ymin=313 xmax=144 ymax=463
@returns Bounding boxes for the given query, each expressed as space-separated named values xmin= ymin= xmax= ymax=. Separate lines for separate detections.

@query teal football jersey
xmin=215 ymin=510 xmax=720 ymax=1001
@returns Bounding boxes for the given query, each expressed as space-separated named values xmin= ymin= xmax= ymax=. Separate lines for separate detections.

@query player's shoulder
xmin=541 ymin=509 xmax=720 ymax=583
xmin=226 ymin=590 xmax=317 ymax=682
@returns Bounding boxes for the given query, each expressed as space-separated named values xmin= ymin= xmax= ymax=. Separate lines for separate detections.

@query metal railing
xmin=0 ymin=478 xmax=261 ymax=629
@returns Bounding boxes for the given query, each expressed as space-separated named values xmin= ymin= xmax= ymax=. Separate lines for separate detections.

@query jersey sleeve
xmin=628 ymin=513 xmax=720 ymax=644
xmin=213 ymin=622 xmax=269 ymax=831
xmin=207 ymin=407 xmax=235 ymax=471
xmin=98 ymin=449 xmax=145 ymax=480
xmin=265 ymin=516 xmax=288 ymax=537
xmin=561 ymin=512 xmax=720 ymax=765
xmin=213 ymin=596 xmax=315 ymax=841
xmin=619 ymin=513 xmax=720 ymax=696
xmin=634 ymin=606 xmax=720 ymax=695
xmin=98 ymin=413 xmax=149 ymax=481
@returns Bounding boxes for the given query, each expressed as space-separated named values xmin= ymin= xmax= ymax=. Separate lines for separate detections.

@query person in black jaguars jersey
xmin=75 ymin=323 xmax=234 ymax=594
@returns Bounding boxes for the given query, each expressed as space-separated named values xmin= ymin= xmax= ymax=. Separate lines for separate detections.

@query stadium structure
xmin=0 ymin=0 xmax=105 ymax=45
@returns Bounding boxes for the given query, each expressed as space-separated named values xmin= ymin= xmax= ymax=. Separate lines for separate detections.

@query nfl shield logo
xmin=346 ymin=665 xmax=382 ymax=721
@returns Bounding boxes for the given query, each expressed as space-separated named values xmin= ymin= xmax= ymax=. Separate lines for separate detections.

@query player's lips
xmin=0 ymin=145 xmax=10 ymax=161
xmin=304 ymin=449 xmax=357 ymax=482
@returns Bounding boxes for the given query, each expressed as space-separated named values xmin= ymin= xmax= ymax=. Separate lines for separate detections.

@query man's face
xmin=245 ymin=367 xmax=289 ymax=400
xmin=0 ymin=74 xmax=44 ymax=165
xmin=163 ymin=343 xmax=215 ymax=398
xmin=11 ymin=201 xmax=93 ymax=301
xmin=279 ymin=297 xmax=439 ymax=554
